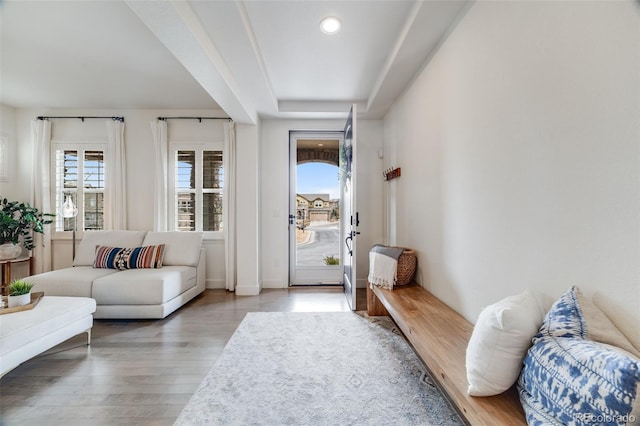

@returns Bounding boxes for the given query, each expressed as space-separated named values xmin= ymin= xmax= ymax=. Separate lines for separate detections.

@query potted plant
xmin=8 ymin=279 xmax=34 ymax=307
xmin=0 ymin=198 xmax=54 ymax=260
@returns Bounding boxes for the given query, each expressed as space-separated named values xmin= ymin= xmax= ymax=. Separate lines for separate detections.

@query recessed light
xmin=318 ymin=143 xmax=324 ymax=147
xmin=320 ymin=17 xmax=341 ymax=35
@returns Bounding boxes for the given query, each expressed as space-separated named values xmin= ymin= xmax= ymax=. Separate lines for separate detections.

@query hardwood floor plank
xmin=0 ymin=288 xmax=352 ymax=425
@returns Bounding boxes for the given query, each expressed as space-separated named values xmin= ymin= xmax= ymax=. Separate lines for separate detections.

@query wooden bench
xmin=368 ymin=283 xmax=527 ymax=426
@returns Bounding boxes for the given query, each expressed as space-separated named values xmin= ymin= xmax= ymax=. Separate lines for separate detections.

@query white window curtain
xmin=150 ymin=120 xmax=168 ymax=232
xmin=30 ymin=119 xmax=52 ymax=274
xmin=105 ymin=119 xmax=127 ymax=230
xmin=224 ymin=121 xmax=236 ymax=291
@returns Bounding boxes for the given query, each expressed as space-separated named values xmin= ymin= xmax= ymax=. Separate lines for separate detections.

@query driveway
xmin=296 ymin=222 xmax=340 ymax=266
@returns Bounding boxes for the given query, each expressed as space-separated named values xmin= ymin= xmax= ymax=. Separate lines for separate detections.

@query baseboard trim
xmin=235 ymin=284 xmax=261 ymax=296
xmin=262 ymin=279 xmax=287 ymax=289
xmin=206 ymin=279 xmax=226 ymax=289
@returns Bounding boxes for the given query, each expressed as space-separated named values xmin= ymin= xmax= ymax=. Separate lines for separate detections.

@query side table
xmin=0 ymin=255 xmax=33 ymax=296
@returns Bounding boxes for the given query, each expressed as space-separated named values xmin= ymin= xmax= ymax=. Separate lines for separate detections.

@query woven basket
xmin=396 ymin=248 xmax=417 ymax=286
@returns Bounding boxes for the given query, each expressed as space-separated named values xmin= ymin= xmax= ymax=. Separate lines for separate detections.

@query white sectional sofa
xmin=26 ymin=230 xmax=206 ymax=319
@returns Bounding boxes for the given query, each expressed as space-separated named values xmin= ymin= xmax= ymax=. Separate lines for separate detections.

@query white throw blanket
xmin=368 ymin=251 xmax=397 ymax=289
xmin=368 ymin=245 xmax=405 ymax=290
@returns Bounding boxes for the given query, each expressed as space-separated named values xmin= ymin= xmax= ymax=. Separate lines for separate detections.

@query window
xmin=170 ymin=144 xmax=224 ymax=233
xmin=53 ymin=144 xmax=106 ymax=233
xmin=314 ymin=200 xmax=324 ymax=208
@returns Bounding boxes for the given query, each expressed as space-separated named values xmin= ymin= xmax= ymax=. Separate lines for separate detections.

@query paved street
xmin=296 ymin=222 xmax=340 ymax=266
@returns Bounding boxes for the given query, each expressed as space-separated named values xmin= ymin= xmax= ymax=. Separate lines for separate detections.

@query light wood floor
xmin=0 ymin=287 xmax=366 ymax=425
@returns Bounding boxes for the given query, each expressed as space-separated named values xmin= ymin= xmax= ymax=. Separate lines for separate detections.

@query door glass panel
xmin=290 ymin=134 xmax=343 ymax=285
xmin=295 ymin=162 xmax=340 ymax=267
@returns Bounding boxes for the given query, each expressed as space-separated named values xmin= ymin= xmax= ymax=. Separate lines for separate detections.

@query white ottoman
xmin=0 ymin=296 xmax=96 ymax=377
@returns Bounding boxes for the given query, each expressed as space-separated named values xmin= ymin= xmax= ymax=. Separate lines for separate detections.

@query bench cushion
xmin=26 ymin=266 xmax=118 ymax=297
xmin=91 ymin=266 xmax=197 ymax=305
xmin=0 ymin=296 xmax=96 ymax=358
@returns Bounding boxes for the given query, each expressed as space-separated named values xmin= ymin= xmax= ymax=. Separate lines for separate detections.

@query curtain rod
xmin=157 ymin=117 xmax=232 ymax=122
xmin=37 ymin=116 xmax=124 ymax=122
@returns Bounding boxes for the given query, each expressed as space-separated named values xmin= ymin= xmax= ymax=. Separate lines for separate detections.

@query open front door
xmin=289 ymin=131 xmax=343 ymax=285
xmin=341 ymin=105 xmax=358 ymax=310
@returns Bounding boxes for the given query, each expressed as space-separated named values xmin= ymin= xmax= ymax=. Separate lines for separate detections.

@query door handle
xmin=345 ymin=234 xmax=353 ymax=256
xmin=289 ymin=214 xmax=295 ymax=225
xmin=345 ymin=231 xmax=360 ymax=256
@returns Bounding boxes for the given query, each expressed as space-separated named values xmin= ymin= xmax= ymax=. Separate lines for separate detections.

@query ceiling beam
xmin=235 ymin=1 xmax=279 ymax=115
xmin=366 ymin=0 xmax=423 ymax=115
xmin=125 ymin=0 xmax=257 ymax=124
xmin=366 ymin=0 xmax=472 ymax=118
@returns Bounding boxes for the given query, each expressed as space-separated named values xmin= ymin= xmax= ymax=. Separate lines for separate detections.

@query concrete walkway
xmin=296 ymin=222 xmax=340 ymax=266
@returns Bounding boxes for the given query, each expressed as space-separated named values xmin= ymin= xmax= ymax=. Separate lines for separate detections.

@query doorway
xmin=289 ymin=132 xmax=343 ymax=285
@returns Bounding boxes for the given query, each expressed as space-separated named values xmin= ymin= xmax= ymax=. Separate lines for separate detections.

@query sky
xmin=297 ymin=163 xmax=340 ymax=199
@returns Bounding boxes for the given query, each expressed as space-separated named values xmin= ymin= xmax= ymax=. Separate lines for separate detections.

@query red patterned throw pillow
xmin=93 ymin=245 xmax=165 ymax=270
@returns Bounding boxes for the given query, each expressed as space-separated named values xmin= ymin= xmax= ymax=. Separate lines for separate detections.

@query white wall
xmin=260 ymin=118 xmax=384 ymax=289
xmin=0 ymin=104 xmax=17 ymax=198
xmin=12 ymin=108 xmax=228 ymax=288
xmin=235 ymin=122 xmax=262 ymax=295
xmin=0 ymin=104 xmax=31 ymax=279
xmin=384 ymin=1 xmax=640 ymax=348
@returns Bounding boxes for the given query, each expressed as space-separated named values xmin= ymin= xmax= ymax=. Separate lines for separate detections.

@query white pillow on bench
xmin=466 ymin=290 xmax=546 ymax=396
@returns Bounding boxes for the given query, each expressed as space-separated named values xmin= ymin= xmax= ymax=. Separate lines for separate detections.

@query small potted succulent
xmin=8 ymin=279 xmax=34 ymax=308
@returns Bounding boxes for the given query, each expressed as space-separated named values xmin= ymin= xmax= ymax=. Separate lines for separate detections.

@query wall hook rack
xmin=384 ymin=167 xmax=401 ymax=181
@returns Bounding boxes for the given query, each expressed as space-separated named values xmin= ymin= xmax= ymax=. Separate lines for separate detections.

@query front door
xmin=289 ymin=132 xmax=343 ymax=285
xmin=341 ymin=106 xmax=358 ymax=310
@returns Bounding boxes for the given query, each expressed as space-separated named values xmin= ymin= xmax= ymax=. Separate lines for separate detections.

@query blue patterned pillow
xmin=93 ymin=245 xmax=165 ymax=270
xmin=518 ymin=337 xmax=640 ymax=425
xmin=518 ymin=286 xmax=640 ymax=425
xmin=537 ymin=286 xmax=587 ymax=340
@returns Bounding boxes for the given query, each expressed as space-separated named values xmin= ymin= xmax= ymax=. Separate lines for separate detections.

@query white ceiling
xmin=0 ymin=0 xmax=469 ymax=123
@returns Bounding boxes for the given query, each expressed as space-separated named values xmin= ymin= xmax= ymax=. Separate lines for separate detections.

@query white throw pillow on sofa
xmin=466 ymin=290 xmax=546 ymax=396
xmin=73 ymin=230 xmax=147 ymax=267
xmin=142 ymin=231 xmax=203 ymax=266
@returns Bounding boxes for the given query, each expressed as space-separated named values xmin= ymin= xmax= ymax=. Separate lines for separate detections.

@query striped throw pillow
xmin=93 ymin=245 xmax=165 ymax=270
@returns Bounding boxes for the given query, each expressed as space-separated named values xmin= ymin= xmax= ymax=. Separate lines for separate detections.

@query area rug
xmin=175 ymin=312 xmax=463 ymax=425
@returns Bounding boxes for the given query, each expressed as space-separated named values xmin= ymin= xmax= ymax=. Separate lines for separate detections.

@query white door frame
xmin=289 ymin=131 xmax=344 ymax=285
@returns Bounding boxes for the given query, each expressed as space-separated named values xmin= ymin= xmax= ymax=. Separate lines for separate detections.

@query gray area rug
xmin=175 ymin=312 xmax=463 ymax=426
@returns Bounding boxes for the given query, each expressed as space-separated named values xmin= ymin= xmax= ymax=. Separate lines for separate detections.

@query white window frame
xmin=51 ymin=141 xmax=107 ymax=239
xmin=169 ymin=141 xmax=224 ymax=239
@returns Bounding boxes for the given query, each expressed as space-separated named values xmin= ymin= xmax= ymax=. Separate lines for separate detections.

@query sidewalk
xmin=296 ymin=229 xmax=316 ymax=246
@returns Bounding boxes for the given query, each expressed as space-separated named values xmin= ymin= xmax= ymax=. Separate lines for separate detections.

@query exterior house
xmin=296 ymin=194 xmax=338 ymax=225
